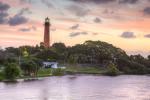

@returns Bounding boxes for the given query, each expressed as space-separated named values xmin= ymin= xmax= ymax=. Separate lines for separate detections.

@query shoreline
xmin=0 ymin=73 xmax=149 ymax=83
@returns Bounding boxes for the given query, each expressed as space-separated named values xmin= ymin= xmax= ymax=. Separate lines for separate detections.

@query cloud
xmin=51 ymin=28 xmax=56 ymax=31
xmin=19 ymin=26 xmax=37 ymax=32
xmin=144 ymin=34 xmax=150 ymax=38
xmin=69 ymin=31 xmax=88 ymax=37
xmin=94 ymin=17 xmax=101 ymax=23
xmin=143 ymin=7 xmax=150 ymax=15
xmin=20 ymin=0 xmax=34 ymax=4
xmin=71 ymin=0 xmax=139 ymax=6
xmin=0 ymin=2 xmax=10 ymax=24
xmin=71 ymin=0 xmax=116 ymax=4
xmin=92 ymin=33 xmax=99 ymax=35
xmin=120 ymin=31 xmax=136 ymax=38
xmin=70 ymin=32 xmax=80 ymax=37
xmin=0 ymin=2 xmax=29 ymax=26
xmin=0 ymin=2 xmax=10 ymax=11
xmin=8 ymin=7 xmax=30 ymax=26
xmin=119 ymin=0 xmax=139 ymax=4
xmin=41 ymin=0 xmax=53 ymax=8
xmin=70 ymin=24 xmax=79 ymax=30
xmin=8 ymin=14 xmax=28 ymax=26
xmin=19 ymin=8 xmax=32 ymax=15
xmin=67 ymin=5 xmax=90 ymax=17
xmin=103 ymin=9 xmax=114 ymax=14
xmin=0 ymin=12 xmax=8 ymax=24
xmin=31 ymin=26 xmax=36 ymax=31
xmin=19 ymin=28 xmax=31 ymax=32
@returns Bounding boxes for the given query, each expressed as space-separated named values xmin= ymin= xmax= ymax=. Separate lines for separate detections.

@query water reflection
xmin=41 ymin=88 xmax=49 ymax=100
xmin=0 ymin=75 xmax=150 ymax=100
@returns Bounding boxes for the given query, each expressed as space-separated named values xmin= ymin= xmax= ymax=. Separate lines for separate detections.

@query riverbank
xmin=0 ymin=66 xmax=106 ymax=82
xmin=0 ymin=65 xmax=149 ymax=82
xmin=65 ymin=66 xmax=106 ymax=74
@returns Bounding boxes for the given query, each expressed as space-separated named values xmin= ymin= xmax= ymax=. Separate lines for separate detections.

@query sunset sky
xmin=0 ymin=0 xmax=150 ymax=56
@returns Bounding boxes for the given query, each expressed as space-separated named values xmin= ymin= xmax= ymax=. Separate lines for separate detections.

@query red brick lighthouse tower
xmin=44 ymin=17 xmax=51 ymax=48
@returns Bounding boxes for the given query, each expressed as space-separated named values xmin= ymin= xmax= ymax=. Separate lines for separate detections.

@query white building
xmin=43 ymin=62 xmax=58 ymax=69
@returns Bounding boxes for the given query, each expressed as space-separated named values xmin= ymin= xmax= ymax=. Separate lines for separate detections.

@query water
xmin=0 ymin=75 xmax=150 ymax=100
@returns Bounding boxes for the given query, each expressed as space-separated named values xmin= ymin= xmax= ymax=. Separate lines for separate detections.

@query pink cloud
xmin=0 ymin=0 xmax=31 ymax=8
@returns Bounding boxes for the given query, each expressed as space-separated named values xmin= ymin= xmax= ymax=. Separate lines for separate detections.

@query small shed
xmin=43 ymin=62 xmax=58 ymax=69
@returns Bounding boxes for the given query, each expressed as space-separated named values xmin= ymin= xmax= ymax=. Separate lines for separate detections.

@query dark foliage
xmin=0 ymin=40 xmax=150 ymax=74
xmin=4 ymin=63 xmax=21 ymax=80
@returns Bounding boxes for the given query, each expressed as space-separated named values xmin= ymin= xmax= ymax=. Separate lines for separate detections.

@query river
xmin=0 ymin=75 xmax=150 ymax=100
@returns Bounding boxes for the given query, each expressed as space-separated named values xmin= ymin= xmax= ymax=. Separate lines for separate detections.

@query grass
xmin=52 ymin=68 xmax=65 ymax=76
xmin=0 ymin=72 xmax=4 ymax=81
xmin=0 ymin=65 xmax=119 ymax=81
xmin=66 ymin=65 xmax=106 ymax=74
xmin=37 ymin=68 xmax=52 ymax=77
xmin=20 ymin=68 xmax=65 ymax=78
xmin=37 ymin=68 xmax=65 ymax=77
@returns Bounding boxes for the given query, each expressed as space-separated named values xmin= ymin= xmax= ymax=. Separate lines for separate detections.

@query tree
xmin=5 ymin=47 xmax=19 ymax=56
xmin=117 ymin=57 xmax=148 ymax=74
xmin=148 ymin=55 xmax=150 ymax=61
xmin=52 ymin=43 xmax=66 ymax=53
xmin=22 ymin=48 xmax=29 ymax=57
xmin=130 ymin=54 xmax=145 ymax=64
xmin=20 ymin=48 xmax=40 ymax=76
xmin=4 ymin=63 xmax=21 ymax=80
xmin=51 ymin=43 xmax=68 ymax=63
xmin=20 ymin=55 xmax=40 ymax=77
xmin=105 ymin=63 xmax=120 ymax=76
xmin=36 ymin=49 xmax=59 ymax=61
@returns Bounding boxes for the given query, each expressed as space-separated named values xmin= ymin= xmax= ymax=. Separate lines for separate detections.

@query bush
xmin=105 ymin=63 xmax=120 ymax=76
xmin=0 ymin=72 xmax=4 ymax=81
xmin=52 ymin=68 xmax=65 ymax=76
xmin=117 ymin=58 xmax=148 ymax=74
xmin=4 ymin=63 xmax=21 ymax=80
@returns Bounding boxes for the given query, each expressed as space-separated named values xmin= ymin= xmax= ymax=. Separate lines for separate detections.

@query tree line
xmin=0 ymin=40 xmax=150 ymax=80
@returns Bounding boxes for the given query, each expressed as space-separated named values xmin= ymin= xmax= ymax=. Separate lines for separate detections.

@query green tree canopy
xmin=4 ymin=63 xmax=21 ymax=80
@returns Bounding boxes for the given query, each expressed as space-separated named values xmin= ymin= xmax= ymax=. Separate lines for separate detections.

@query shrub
xmin=4 ymin=63 xmax=21 ymax=80
xmin=117 ymin=58 xmax=148 ymax=74
xmin=105 ymin=63 xmax=120 ymax=76
xmin=52 ymin=68 xmax=65 ymax=76
xmin=0 ymin=72 xmax=4 ymax=81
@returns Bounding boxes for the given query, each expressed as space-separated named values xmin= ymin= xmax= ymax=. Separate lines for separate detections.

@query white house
xmin=43 ymin=62 xmax=58 ymax=69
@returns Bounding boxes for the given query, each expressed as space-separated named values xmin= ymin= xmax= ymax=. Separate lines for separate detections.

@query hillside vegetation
xmin=0 ymin=40 xmax=150 ymax=80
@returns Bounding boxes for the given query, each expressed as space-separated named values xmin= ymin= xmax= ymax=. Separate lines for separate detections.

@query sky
xmin=0 ymin=0 xmax=150 ymax=57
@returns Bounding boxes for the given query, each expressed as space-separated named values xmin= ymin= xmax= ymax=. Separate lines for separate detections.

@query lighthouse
xmin=44 ymin=17 xmax=50 ymax=48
